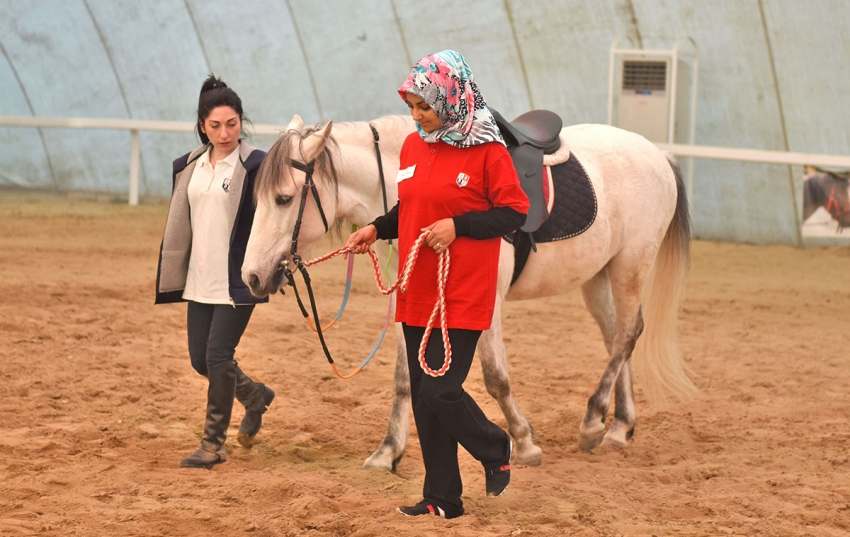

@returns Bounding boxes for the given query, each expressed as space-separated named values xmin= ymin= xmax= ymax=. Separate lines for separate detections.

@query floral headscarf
xmin=398 ymin=50 xmax=505 ymax=148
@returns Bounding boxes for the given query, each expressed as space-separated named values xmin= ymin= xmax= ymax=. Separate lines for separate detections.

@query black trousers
xmin=403 ymin=324 xmax=510 ymax=512
xmin=187 ymin=301 xmax=255 ymax=376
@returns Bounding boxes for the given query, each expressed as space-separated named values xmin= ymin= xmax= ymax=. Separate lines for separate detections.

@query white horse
xmin=242 ymin=114 xmax=696 ymax=471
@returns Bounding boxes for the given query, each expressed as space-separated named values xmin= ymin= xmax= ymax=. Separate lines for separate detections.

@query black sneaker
xmin=396 ymin=500 xmax=462 ymax=519
xmin=485 ymin=440 xmax=512 ymax=498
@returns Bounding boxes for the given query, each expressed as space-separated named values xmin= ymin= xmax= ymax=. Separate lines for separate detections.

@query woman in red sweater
xmin=345 ymin=50 xmax=529 ymax=519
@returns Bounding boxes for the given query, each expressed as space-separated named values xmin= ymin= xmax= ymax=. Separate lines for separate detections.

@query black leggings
xmin=403 ymin=324 xmax=510 ymax=512
xmin=186 ymin=301 xmax=254 ymax=376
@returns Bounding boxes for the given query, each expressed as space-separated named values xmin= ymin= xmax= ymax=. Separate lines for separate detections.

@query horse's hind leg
xmin=363 ymin=323 xmax=410 ymax=471
xmin=578 ymin=262 xmax=645 ymax=452
xmin=580 ymin=268 xmax=637 ymax=450
xmin=602 ymin=361 xmax=636 ymax=448
xmin=580 ymin=267 xmax=616 ymax=354
xmin=478 ymin=298 xmax=542 ymax=466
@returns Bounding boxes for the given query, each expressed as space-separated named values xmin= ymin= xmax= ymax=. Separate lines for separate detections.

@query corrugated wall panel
xmin=504 ymin=0 xmax=636 ymax=124
xmin=631 ymin=0 xmax=799 ymax=244
xmin=0 ymin=0 xmax=131 ymax=192
xmin=85 ymin=0 xmax=209 ymax=196
xmin=2 ymin=0 xmax=848 ymax=244
xmin=762 ymin=0 xmax=850 ymax=154
xmin=288 ymin=0 xmax=411 ymax=122
xmin=393 ymin=0 xmax=531 ymax=120
xmin=0 ymin=47 xmax=52 ymax=188
xmin=185 ymin=0 xmax=320 ymax=126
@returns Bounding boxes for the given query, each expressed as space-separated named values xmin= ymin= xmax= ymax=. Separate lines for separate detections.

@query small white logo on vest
xmin=222 ymin=177 xmax=231 ymax=193
xmin=456 ymin=173 xmax=470 ymax=187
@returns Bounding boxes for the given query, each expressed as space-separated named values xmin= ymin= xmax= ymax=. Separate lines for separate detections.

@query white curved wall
xmin=1 ymin=0 xmax=848 ymax=245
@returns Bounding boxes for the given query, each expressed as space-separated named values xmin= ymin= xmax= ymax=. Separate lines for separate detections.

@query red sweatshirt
xmin=394 ymin=133 xmax=529 ymax=330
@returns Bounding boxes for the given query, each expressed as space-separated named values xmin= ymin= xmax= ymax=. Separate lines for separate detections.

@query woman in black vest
xmin=156 ymin=75 xmax=274 ymax=468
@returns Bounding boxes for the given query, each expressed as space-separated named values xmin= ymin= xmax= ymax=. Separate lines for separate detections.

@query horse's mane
xmin=254 ymin=120 xmax=340 ymax=206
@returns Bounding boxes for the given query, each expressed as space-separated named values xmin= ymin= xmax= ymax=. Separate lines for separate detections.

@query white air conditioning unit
xmin=607 ymin=37 xmax=698 ymax=145
xmin=617 ymin=59 xmax=691 ymax=143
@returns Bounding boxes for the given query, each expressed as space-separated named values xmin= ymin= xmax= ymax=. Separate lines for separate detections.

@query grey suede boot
xmin=180 ymin=360 xmax=237 ymax=469
xmin=234 ymin=366 xmax=275 ymax=448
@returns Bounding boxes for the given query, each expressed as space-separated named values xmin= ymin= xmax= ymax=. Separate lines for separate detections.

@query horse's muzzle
xmin=245 ymin=263 xmax=288 ymax=298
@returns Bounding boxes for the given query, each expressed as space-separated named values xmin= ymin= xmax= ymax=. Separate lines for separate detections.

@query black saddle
xmin=493 ymin=109 xmax=563 ymax=153
xmin=492 ymin=109 xmax=563 ymax=234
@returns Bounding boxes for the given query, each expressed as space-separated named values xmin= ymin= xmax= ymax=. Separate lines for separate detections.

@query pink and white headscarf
xmin=398 ymin=50 xmax=505 ymax=148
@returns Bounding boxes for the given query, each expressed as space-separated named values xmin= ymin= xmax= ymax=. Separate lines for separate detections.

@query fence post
xmin=129 ymin=129 xmax=140 ymax=206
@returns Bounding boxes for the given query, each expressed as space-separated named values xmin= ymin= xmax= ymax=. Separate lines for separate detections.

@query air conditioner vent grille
xmin=622 ymin=60 xmax=667 ymax=91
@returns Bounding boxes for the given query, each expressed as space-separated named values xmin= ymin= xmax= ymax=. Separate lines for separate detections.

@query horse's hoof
xmin=600 ymin=435 xmax=628 ymax=449
xmin=514 ymin=443 xmax=543 ymax=466
xmin=363 ymin=448 xmax=397 ymax=472
xmin=601 ymin=421 xmax=632 ymax=449
xmin=578 ymin=422 xmax=606 ymax=452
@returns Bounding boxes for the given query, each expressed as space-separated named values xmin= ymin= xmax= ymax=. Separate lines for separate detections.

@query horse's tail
xmin=633 ymin=153 xmax=698 ymax=406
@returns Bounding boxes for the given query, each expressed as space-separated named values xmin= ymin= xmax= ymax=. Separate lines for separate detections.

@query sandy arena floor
xmin=1 ymin=190 xmax=848 ymax=536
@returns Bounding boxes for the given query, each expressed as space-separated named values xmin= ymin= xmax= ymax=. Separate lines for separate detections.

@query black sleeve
xmin=452 ymin=206 xmax=526 ymax=240
xmin=370 ymin=202 xmax=399 ymax=240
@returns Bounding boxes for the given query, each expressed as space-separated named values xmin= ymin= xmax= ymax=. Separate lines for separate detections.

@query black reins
xmin=280 ymin=124 xmax=390 ymax=374
xmin=370 ymin=125 xmax=391 ymax=217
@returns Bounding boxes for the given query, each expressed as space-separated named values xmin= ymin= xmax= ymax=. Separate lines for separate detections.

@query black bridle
xmin=280 ymin=124 xmax=390 ymax=374
xmin=287 ymin=159 xmax=329 ymax=259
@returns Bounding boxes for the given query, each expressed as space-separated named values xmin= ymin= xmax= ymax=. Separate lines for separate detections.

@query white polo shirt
xmin=182 ymin=145 xmax=241 ymax=304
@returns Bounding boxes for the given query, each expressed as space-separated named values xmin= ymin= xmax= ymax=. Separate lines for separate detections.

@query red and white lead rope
xmin=303 ymin=231 xmax=452 ymax=377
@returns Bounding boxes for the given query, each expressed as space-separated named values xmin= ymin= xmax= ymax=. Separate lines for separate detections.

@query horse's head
xmin=804 ymin=172 xmax=850 ymax=230
xmin=242 ymin=115 xmax=340 ymax=297
xmin=818 ymin=173 xmax=850 ymax=230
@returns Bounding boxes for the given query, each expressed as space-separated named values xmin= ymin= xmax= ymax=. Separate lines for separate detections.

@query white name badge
xmin=396 ymin=165 xmax=416 ymax=183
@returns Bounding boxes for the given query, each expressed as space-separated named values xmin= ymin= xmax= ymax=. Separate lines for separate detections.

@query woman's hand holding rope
xmin=343 ymin=224 xmax=378 ymax=258
xmin=422 ymin=218 xmax=456 ymax=253
xmin=308 ymin=229 xmax=428 ymax=296
xmin=342 ymin=219 xmax=456 ymax=255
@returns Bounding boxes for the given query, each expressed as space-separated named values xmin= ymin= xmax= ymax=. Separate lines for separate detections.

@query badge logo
xmin=456 ymin=173 xmax=470 ymax=187
xmin=222 ymin=177 xmax=231 ymax=193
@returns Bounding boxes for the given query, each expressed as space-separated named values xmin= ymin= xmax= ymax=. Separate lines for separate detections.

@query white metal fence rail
xmin=2 ymin=115 xmax=849 ymax=206
xmin=0 ymin=115 xmax=286 ymax=205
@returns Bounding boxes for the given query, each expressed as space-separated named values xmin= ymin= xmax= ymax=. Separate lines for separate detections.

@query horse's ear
xmin=299 ymin=120 xmax=333 ymax=163
xmin=285 ymin=114 xmax=304 ymax=133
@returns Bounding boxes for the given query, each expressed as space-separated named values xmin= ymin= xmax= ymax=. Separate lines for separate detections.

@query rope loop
xmin=304 ymin=231 xmax=453 ymax=377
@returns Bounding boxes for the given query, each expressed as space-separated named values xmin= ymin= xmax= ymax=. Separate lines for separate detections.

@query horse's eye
xmin=275 ymin=195 xmax=293 ymax=206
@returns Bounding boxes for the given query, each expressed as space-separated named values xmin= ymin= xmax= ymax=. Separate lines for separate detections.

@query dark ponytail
xmin=196 ymin=74 xmax=251 ymax=144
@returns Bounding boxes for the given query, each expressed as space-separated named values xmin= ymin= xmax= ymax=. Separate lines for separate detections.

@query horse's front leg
xmin=363 ymin=323 xmax=410 ymax=471
xmin=478 ymin=299 xmax=542 ymax=466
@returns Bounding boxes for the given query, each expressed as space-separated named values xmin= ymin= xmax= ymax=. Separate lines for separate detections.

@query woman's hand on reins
xmin=423 ymin=219 xmax=456 ymax=253
xmin=343 ymin=224 xmax=378 ymax=259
